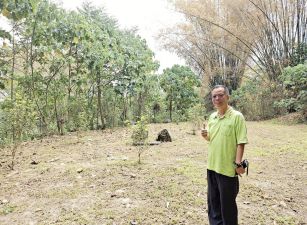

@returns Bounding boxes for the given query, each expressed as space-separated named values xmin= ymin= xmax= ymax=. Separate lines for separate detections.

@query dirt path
xmin=0 ymin=122 xmax=306 ymax=225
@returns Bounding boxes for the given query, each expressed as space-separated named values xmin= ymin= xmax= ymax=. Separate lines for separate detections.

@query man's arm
xmin=235 ymin=144 xmax=245 ymax=163
xmin=235 ymin=144 xmax=245 ymax=175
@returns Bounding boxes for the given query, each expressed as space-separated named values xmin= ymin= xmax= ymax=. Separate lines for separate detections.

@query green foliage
xmin=0 ymin=204 xmax=16 ymax=215
xmin=144 ymin=75 xmax=164 ymax=123
xmin=131 ymin=116 xmax=149 ymax=164
xmin=275 ymin=63 xmax=307 ymax=115
xmin=290 ymin=43 xmax=307 ymax=67
xmin=0 ymin=29 xmax=11 ymax=41
xmin=0 ymin=0 xmax=34 ymax=21
xmin=160 ymin=65 xmax=201 ymax=121
xmin=112 ymin=30 xmax=159 ymax=121
xmin=0 ymin=92 xmax=37 ymax=144
xmin=231 ymin=78 xmax=279 ymax=120
xmin=66 ymin=96 xmax=88 ymax=131
xmin=131 ymin=116 xmax=149 ymax=145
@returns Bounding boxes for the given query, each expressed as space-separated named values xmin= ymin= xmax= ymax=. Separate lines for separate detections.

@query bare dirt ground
xmin=0 ymin=121 xmax=306 ymax=225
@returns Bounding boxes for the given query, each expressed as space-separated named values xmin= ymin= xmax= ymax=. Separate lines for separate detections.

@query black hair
xmin=212 ymin=85 xmax=230 ymax=96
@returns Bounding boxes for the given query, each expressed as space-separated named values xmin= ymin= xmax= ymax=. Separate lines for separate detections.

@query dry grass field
xmin=0 ymin=121 xmax=306 ymax=225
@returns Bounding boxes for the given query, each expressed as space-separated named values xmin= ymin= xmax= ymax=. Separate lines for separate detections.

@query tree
xmin=160 ymin=65 xmax=201 ymax=121
xmin=112 ymin=29 xmax=159 ymax=122
xmin=161 ymin=0 xmax=307 ymax=91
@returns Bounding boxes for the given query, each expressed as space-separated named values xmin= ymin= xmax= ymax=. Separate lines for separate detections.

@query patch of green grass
xmin=89 ymin=202 xmax=118 ymax=221
xmin=252 ymin=214 xmax=267 ymax=225
xmin=240 ymin=183 xmax=267 ymax=202
xmin=176 ymin=159 xmax=206 ymax=185
xmin=126 ymin=208 xmax=167 ymax=225
xmin=152 ymin=166 xmax=177 ymax=177
xmin=143 ymin=178 xmax=180 ymax=199
xmin=103 ymin=210 xmax=116 ymax=220
xmin=144 ymin=184 xmax=166 ymax=199
xmin=0 ymin=205 xmax=16 ymax=215
xmin=107 ymin=159 xmax=141 ymax=167
xmin=45 ymin=187 xmax=81 ymax=199
xmin=33 ymin=163 xmax=51 ymax=174
xmin=56 ymin=210 xmax=90 ymax=224
xmin=274 ymin=216 xmax=297 ymax=225
xmin=164 ymin=182 xmax=179 ymax=196
xmin=186 ymin=191 xmax=205 ymax=206
xmin=250 ymin=144 xmax=307 ymax=158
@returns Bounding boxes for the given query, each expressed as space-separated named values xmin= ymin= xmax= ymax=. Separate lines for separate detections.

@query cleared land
xmin=0 ymin=121 xmax=306 ymax=225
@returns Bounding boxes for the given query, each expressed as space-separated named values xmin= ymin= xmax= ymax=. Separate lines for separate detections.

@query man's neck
xmin=217 ymin=105 xmax=229 ymax=116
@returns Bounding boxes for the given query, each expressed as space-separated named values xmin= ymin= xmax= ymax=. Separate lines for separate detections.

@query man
xmin=201 ymin=85 xmax=248 ymax=225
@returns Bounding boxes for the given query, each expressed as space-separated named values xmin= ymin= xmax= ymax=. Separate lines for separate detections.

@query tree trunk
xmin=97 ymin=75 xmax=105 ymax=130
xmin=67 ymin=43 xmax=73 ymax=126
xmin=169 ymin=93 xmax=173 ymax=122
xmin=11 ymin=27 xmax=16 ymax=141
xmin=54 ymin=96 xmax=64 ymax=135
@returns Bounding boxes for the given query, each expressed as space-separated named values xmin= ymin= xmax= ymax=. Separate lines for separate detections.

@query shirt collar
xmin=214 ymin=106 xmax=233 ymax=119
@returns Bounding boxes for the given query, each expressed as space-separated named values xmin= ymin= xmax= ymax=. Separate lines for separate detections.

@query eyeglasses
xmin=212 ymin=94 xmax=225 ymax=99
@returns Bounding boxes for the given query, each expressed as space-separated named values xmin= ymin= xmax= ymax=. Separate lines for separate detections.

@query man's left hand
xmin=235 ymin=167 xmax=245 ymax=176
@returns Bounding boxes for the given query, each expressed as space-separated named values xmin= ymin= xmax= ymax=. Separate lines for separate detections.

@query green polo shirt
xmin=207 ymin=106 xmax=248 ymax=177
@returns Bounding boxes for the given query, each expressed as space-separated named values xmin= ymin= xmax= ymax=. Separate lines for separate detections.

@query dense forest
xmin=0 ymin=0 xmax=306 ymax=145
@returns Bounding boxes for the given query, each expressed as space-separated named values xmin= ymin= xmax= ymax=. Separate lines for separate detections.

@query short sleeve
xmin=235 ymin=113 xmax=248 ymax=144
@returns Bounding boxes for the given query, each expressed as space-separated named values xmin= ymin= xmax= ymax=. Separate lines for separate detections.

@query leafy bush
xmin=274 ymin=63 xmax=307 ymax=117
xmin=0 ymin=92 xmax=37 ymax=144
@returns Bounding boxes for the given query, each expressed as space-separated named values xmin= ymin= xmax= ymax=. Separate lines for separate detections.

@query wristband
xmin=234 ymin=162 xmax=242 ymax=168
xmin=234 ymin=160 xmax=249 ymax=175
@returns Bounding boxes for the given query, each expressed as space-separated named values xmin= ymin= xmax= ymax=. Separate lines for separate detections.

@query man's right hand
xmin=201 ymin=123 xmax=209 ymax=140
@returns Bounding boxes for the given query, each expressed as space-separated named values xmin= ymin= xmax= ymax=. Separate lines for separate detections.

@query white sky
xmin=55 ymin=0 xmax=186 ymax=72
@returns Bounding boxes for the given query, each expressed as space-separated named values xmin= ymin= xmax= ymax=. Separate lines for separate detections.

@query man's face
xmin=211 ymin=87 xmax=229 ymax=108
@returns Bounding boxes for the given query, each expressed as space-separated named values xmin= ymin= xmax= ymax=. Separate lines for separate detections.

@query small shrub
xmin=131 ymin=116 xmax=149 ymax=164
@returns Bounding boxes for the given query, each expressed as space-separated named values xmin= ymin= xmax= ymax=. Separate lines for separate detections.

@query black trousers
xmin=207 ymin=169 xmax=239 ymax=225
